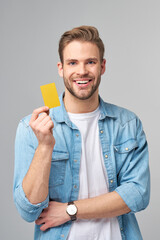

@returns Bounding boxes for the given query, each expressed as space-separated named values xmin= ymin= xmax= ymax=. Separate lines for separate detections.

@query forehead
xmin=63 ymin=41 xmax=100 ymax=60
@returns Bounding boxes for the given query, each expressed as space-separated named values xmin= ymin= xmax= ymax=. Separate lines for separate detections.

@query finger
xmin=37 ymin=207 xmax=48 ymax=219
xmin=30 ymin=106 xmax=49 ymax=122
xmin=38 ymin=210 xmax=47 ymax=219
xmin=39 ymin=115 xmax=53 ymax=127
xmin=43 ymin=120 xmax=54 ymax=130
xmin=40 ymin=222 xmax=51 ymax=232
xmin=35 ymin=218 xmax=45 ymax=225
xmin=35 ymin=117 xmax=54 ymax=133
xmin=34 ymin=112 xmax=48 ymax=125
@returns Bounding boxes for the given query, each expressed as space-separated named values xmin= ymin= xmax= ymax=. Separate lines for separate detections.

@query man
xmin=13 ymin=26 xmax=150 ymax=240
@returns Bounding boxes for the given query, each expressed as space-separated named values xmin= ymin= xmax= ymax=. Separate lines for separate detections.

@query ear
xmin=57 ymin=62 xmax=63 ymax=77
xmin=101 ymin=59 xmax=106 ymax=75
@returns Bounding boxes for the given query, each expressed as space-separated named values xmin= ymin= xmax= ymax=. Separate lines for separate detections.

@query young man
xmin=13 ymin=26 xmax=150 ymax=240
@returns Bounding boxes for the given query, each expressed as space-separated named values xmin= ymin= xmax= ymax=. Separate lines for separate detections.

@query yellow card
xmin=40 ymin=83 xmax=60 ymax=109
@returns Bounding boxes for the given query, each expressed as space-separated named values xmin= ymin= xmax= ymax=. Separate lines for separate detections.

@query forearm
xmin=75 ymin=191 xmax=130 ymax=219
xmin=22 ymin=145 xmax=53 ymax=204
xmin=35 ymin=191 xmax=131 ymax=230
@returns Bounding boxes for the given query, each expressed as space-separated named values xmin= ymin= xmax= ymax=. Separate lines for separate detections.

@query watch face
xmin=67 ymin=204 xmax=77 ymax=216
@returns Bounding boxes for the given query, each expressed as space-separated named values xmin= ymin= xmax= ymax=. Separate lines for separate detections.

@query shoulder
xmin=101 ymin=100 xmax=139 ymax=126
xmin=19 ymin=114 xmax=32 ymax=127
xmin=101 ymin=101 xmax=146 ymax=143
xmin=15 ymin=114 xmax=32 ymax=139
xmin=15 ymin=114 xmax=38 ymax=147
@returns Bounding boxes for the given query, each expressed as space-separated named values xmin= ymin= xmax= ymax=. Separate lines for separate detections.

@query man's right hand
xmin=29 ymin=106 xmax=55 ymax=149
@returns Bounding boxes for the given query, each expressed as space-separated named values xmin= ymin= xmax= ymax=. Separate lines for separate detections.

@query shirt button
xmin=105 ymin=154 xmax=108 ymax=158
xmin=100 ymin=130 xmax=103 ymax=134
xmin=74 ymin=159 xmax=78 ymax=163
xmin=121 ymin=228 xmax=123 ymax=231
xmin=74 ymin=185 xmax=77 ymax=189
xmin=125 ymin=147 xmax=129 ymax=151
xmin=61 ymin=234 xmax=64 ymax=237
xmin=110 ymin=180 xmax=113 ymax=183
xmin=76 ymin=134 xmax=79 ymax=137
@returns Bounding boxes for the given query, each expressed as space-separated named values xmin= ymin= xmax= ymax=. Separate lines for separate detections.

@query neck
xmin=63 ymin=89 xmax=99 ymax=113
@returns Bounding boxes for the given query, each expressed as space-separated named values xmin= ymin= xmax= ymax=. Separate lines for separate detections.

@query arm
xmin=13 ymin=106 xmax=55 ymax=221
xmin=22 ymin=145 xmax=52 ymax=204
xmin=75 ymin=191 xmax=130 ymax=219
xmin=23 ymin=106 xmax=55 ymax=204
xmin=36 ymin=117 xmax=150 ymax=231
xmin=115 ymin=117 xmax=150 ymax=213
xmin=35 ymin=191 xmax=130 ymax=231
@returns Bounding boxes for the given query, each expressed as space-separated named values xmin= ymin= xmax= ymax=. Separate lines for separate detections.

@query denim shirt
xmin=13 ymin=93 xmax=150 ymax=240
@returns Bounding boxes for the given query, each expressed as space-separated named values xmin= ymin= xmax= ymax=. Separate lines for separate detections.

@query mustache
xmin=71 ymin=74 xmax=94 ymax=80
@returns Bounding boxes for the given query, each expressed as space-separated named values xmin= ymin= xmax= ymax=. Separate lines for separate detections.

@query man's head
xmin=58 ymin=26 xmax=106 ymax=104
xmin=58 ymin=26 xmax=105 ymax=64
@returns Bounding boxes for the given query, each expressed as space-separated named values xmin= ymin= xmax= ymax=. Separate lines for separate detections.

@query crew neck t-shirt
xmin=67 ymin=107 xmax=122 ymax=240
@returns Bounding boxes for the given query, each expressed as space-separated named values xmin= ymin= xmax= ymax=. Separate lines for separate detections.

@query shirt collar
xmin=99 ymin=96 xmax=117 ymax=120
xmin=50 ymin=92 xmax=117 ymax=124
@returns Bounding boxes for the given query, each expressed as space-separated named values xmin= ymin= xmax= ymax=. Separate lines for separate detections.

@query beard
xmin=63 ymin=74 xmax=101 ymax=100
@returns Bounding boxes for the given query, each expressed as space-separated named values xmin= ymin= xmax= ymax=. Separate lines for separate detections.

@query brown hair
xmin=58 ymin=25 xmax=105 ymax=63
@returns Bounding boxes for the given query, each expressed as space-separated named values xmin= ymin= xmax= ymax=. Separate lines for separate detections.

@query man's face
xmin=58 ymin=41 xmax=106 ymax=100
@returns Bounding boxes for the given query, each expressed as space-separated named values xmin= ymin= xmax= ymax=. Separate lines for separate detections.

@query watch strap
xmin=68 ymin=201 xmax=74 ymax=205
xmin=67 ymin=201 xmax=77 ymax=221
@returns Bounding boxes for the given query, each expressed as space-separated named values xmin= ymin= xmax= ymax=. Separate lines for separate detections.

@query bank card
xmin=40 ymin=83 xmax=60 ymax=109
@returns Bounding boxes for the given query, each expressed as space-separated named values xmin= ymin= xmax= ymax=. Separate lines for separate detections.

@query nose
xmin=77 ymin=63 xmax=88 ymax=75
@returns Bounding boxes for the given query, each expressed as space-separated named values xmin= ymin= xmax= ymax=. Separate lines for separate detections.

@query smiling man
xmin=58 ymin=40 xmax=104 ymax=102
xmin=13 ymin=26 xmax=150 ymax=240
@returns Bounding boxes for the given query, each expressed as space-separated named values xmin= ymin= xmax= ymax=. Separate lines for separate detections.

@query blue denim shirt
xmin=13 ymin=93 xmax=150 ymax=240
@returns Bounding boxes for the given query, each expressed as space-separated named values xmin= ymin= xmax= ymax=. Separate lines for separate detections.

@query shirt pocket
xmin=113 ymin=139 xmax=138 ymax=174
xmin=49 ymin=151 xmax=69 ymax=187
xmin=114 ymin=139 xmax=138 ymax=154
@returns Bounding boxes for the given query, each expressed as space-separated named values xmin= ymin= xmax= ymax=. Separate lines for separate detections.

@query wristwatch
xmin=66 ymin=201 xmax=77 ymax=221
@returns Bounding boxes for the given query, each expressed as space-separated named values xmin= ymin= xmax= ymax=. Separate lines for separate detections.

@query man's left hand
xmin=35 ymin=201 xmax=70 ymax=231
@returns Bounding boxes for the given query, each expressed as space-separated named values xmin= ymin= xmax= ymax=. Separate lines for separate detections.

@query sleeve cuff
xmin=14 ymin=183 xmax=49 ymax=222
xmin=115 ymin=183 xmax=144 ymax=213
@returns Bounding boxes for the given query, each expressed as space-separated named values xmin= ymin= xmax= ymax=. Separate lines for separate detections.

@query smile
xmin=74 ymin=79 xmax=93 ymax=85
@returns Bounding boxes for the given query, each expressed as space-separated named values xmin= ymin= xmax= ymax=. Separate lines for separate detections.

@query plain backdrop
xmin=1 ymin=0 xmax=160 ymax=239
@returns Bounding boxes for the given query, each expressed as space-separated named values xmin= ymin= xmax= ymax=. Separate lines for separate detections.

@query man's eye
xmin=69 ymin=62 xmax=76 ymax=66
xmin=88 ymin=61 xmax=96 ymax=64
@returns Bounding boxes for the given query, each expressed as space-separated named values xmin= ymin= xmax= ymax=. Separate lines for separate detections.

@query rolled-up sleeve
xmin=115 ymin=117 xmax=150 ymax=213
xmin=13 ymin=119 xmax=49 ymax=222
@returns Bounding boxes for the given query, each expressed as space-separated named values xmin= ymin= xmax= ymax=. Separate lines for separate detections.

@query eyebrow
xmin=65 ymin=59 xmax=78 ymax=63
xmin=86 ymin=58 xmax=98 ymax=62
xmin=65 ymin=57 xmax=98 ymax=62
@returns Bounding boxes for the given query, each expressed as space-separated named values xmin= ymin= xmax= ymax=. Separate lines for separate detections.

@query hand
xmin=29 ymin=106 xmax=55 ymax=148
xmin=35 ymin=201 xmax=70 ymax=231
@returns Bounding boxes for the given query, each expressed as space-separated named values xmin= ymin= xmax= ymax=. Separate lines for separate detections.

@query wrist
xmin=36 ymin=144 xmax=54 ymax=162
xmin=38 ymin=143 xmax=54 ymax=152
xmin=66 ymin=201 xmax=78 ymax=221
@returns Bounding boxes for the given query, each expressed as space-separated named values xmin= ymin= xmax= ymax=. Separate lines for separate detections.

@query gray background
xmin=1 ymin=0 xmax=159 ymax=239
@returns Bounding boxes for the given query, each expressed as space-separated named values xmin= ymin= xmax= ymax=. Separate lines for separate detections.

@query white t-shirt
xmin=67 ymin=107 xmax=122 ymax=240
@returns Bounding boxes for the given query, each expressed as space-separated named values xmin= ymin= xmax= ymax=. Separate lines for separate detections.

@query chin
xmin=75 ymin=92 xmax=95 ymax=100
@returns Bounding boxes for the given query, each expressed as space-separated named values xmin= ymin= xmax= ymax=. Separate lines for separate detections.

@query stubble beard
xmin=63 ymin=75 xmax=101 ymax=100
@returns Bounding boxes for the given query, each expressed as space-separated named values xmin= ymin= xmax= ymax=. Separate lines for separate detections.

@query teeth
xmin=76 ymin=81 xmax=89 ymax=84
